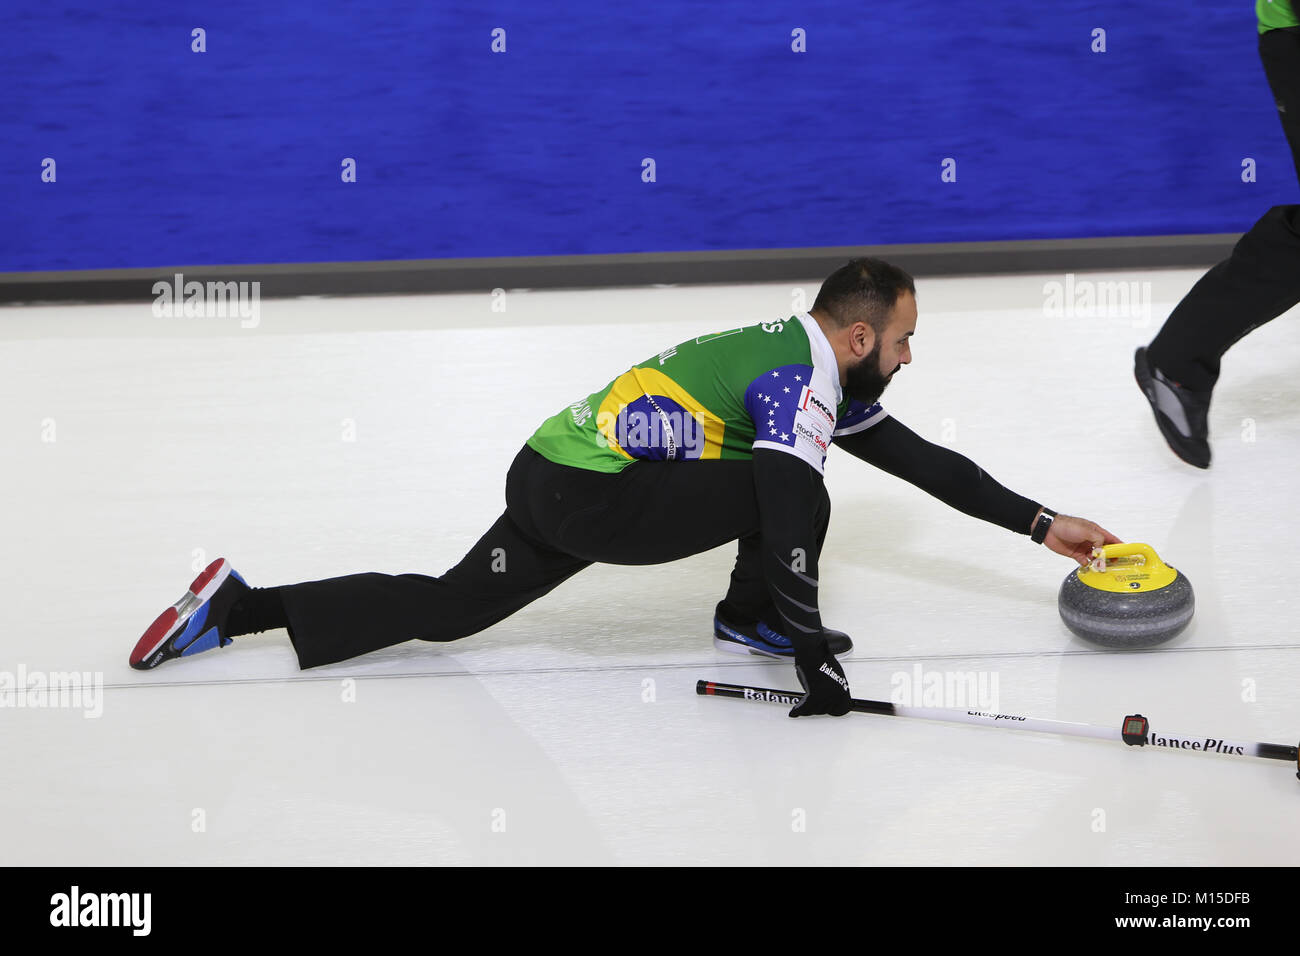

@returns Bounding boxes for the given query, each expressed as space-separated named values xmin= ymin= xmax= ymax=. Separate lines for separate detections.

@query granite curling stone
xmin=1058 ymin=543 xmax=1194 ymax=649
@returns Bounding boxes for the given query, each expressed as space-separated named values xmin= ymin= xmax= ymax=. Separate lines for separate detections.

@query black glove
xmin=788 ymin=632 xmax=852 ymax=717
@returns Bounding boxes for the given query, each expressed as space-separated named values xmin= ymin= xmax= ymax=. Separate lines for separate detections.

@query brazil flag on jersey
xmin=526 ymin=312 xmax=886 ymax=475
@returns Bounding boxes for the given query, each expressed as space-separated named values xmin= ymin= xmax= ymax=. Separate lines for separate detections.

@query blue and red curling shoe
xmin=129 ymin=558 xmax=249 ymax=670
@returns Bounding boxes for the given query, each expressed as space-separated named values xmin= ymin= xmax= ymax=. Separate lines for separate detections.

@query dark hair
xmin=812 ymin=257 xmax=915 ymax=331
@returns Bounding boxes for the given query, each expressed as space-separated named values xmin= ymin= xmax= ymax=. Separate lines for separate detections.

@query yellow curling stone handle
xmin=1079 ymin=542 xmax=1178 ymax=593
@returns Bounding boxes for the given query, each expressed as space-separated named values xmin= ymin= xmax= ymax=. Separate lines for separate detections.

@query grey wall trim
xmin=0 ymin=233 xmax=1236 ymax=305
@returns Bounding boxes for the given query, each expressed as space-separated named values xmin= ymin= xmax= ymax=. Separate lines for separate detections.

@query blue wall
xmin=3 ymin=1 xmax=1296 ymax=272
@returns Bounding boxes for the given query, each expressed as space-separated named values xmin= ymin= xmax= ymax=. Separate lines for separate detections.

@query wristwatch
xmin=1031 ymin=508 xmax=1057 ymax=544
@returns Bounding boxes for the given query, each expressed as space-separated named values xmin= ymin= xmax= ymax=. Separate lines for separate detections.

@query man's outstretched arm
xmin=751 ymin=448 xmax=851 ymax=716
xmin=834 ymin=415 xmax=1121 ymax=564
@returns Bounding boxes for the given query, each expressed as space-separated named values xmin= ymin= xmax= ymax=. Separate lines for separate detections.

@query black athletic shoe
xmin=1134 ymin=347 xmax=1212 ymax=469
xmin=712 ymin=601 xmax=853 ymax=659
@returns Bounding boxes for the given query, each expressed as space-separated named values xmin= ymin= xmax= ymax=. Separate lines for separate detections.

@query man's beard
xmin=844 ymin=341 xmax=898 ymax=405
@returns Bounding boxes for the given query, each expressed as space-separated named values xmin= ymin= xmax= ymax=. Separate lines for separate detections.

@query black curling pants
xmin=1146 ymin=28 xmax=1300 ymax=393
xmin=277 ymin=445 xmax=831 ymax=669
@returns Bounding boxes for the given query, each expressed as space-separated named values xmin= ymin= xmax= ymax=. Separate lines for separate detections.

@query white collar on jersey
xmin=794 ymin=312 xmax=844 ymax=406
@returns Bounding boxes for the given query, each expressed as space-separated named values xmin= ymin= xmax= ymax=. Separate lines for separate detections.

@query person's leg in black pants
xmin=1265 ymin=27 xmax=1300 ymax=186
xmin=275 ymin=507 xmax=592 ymax=669
xmin=1145 ymin=204 xmax=1300 ymax=394
xmin=268 ymin=446 xmax=816 ymax=669
xmin=1144 ymin=28 xmax=1300 ymax=396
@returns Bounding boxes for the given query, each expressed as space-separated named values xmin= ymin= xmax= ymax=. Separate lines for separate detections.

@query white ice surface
xmin=2 ymin=270 xmax=1297 ymax=865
